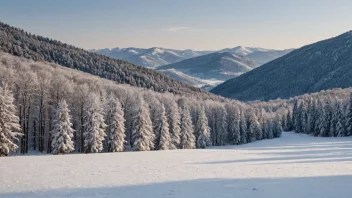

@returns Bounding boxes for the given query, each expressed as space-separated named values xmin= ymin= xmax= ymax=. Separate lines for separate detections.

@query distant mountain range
xmin=157 ymin=51 xmax=257 ymax=81
xmin=92 ymin=46 xmax=292 ymax=89
xmin=211 ymin=30 xmax=352 ymax=101
xmin=90 ymin=47 xmax=212 ymax=68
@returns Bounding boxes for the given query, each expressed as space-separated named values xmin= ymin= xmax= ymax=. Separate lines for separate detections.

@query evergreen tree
xmin=273 ymin=115 xmax=283 ymax=138
xmin=167 ymin=100 xmax=181 ymax=149
xmin=336 ymin=101 xmax=346 ymax=137
xmin=0 ymin=85 xmax=22 ymax=156
xmin=180 ymin=104 xmax=195 ymax=149
xmin=107 ymin=97 xmax=126 ymax=152
xmin=233 ymin=107 xmax=241 ymax=144
xmin=51 ymin=100 xmax=75 ymax=154
xmin=239 ymin=111 xmax=247 ymax=144
xmin=215 ymin=105 xmax=227 ymax=146
xmin=132 ymin=96 xmax=155 ymax=151
xmin=346 ymin=91 xmax=352 ymax=136
xmin=247 ymin=112 xmax=259 ymax=142
xmin=286 ymin=109 xmax=293 ymax=131
xmin=156 ymin=105 xmax=171 ymax=150
xmin=84 ymin=94 xmax=107 ymax=153
xmin=196 ymin=106 xmax=211 ymax=148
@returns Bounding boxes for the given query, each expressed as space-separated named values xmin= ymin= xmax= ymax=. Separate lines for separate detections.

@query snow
xmin=1 ymin=132 xmax=352 ymax=198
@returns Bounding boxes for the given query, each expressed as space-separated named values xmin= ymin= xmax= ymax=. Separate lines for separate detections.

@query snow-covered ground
xmin=1 ymin=132 xmax=352 ymax=198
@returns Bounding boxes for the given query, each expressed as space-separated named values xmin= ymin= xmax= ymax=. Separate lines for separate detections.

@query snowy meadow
xmin=1 ymin=132 xmax=352 ymax=198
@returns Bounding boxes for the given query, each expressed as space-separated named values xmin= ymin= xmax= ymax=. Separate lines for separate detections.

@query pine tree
xmin=329 ymin=100 xmax=338 ymax=137
xmin=0 ymin=85 xmax=22 ymax=156
xmin=84 ymin=94 xmax=107 ymax=153
xmin=233 ymin=107 xmax=241 ymax=144
xmin=286 ymin=109 xmax=293 ymax=131
xmin=247 ymin=111 xmax=259 ymax=143
xmin=239 ymin=111 xmax=247 ymax=144
xmin=336 ymin=101 xmax=346 ymax=137
xmin=156 ymin=104 xmax=171 ymax=150
xmin=50 ymin=100 xmax=75 ymax=154
xmin=168 ymin=100 xmax=181 ymax=149
xmin=273 ymin=115 xmax=283 ymax=138
xmin=345 ymin=91 xmax=352 ymax=136
xmin=132 ymin=96 xmax=155 ymax=151
xmin=292 ymin=100 xmax=299 ymax=131
xmin=267 ymin=119 xmax=274 ymax=139
xmin=196 ymin=106 xmax=211 ymax=148
xmin=107 ymin=97 xmax=126 ymax=152
xmin=180 ymin=104 xmax=195 ymax=149
xmin=215 ymin=105 xmax=227 ymax=146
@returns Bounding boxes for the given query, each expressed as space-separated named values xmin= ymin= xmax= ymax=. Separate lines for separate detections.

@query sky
xmin=1 ymin=0 xmax=351 ymax=50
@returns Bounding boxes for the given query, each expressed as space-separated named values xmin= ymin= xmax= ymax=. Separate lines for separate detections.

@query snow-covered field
xmin=1 ymin=132 xmax=352 ymax=198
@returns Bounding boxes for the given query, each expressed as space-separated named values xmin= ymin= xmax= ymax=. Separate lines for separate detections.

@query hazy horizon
xmin=1 ymin=0 xmax=351 ymax=51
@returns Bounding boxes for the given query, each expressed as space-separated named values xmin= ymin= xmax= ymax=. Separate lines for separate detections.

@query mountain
xmin=211 ymin=31 xmax=352 ymax=101
xmin=0 ymin=21 xmax=218 ymax=98
xmin=246 ymin=49 xmax=294 ymax=66
xmin=158 ymin=69 xmax=223 ymax=90
xmin=157 ymin=52 xmax=257 ymax=81
xmin=91 ymin=47 xmax=213 ymax=68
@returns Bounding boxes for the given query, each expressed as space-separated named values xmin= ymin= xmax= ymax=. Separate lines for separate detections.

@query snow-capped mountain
xmin=90 ymin=47 xmax=213 ymax=68
xmin=211 ymin=31 xmax=352 ymax=101
xmin=91 ymin=46 xmax=292 ymax=88
xmin=157 ymin=52 xmax=257 ymax=81
xmin=219 ymin=46 xmax=270 ymax=56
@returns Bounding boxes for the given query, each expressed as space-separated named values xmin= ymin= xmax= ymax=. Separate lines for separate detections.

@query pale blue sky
xmin=1 ymin=0 xmax=351 ymax=50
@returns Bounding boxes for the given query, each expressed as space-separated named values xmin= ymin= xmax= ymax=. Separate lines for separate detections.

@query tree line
xmin=253 ymin=88 xmax=352 ymax=137
xmin=0 ymin=53 xmax=282 ymax=156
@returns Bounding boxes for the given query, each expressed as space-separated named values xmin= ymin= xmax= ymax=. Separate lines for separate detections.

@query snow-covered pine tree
xmin=239 ymin=111 xmax=247 ymax=144
xmin=215 ymin=104 xmax=227 ymax=146
xmin=167 ymin=100 xmax=181 ymax=149
xmin=318 ymin=99 xmax=332 ymax=137
xmin=273 ymin=115 xmax=283 ymax=138
xmin=267 ymin=118 xmax=274 ymax=139
xmin=306 ymin=98 xmax=315 ymax=134
xmin=345 ymin=91 xmax=352 ymax=136
xmin=247 ymin=111 xmax=259 ymax=143
xmin=0 ymin=85 xmax=22 ymax=156
xmin=329 ymin=99 xmax=338 ymax=137
xmin=233 ymin=107 xmax=241 ymax=144
xmin=314 ymin=98 xmax=324 ymax=136
xmin=292 ymin=99 xmax=299 ymax=131
xmin=196 ymin=106 xmax=211 ymax=148
xmin=50 ymin=100 xmax=75 ymax=154
xmin=335 ymin=100 xmax=346 ymax=137
xmin=83 ymin=94 xmax=107 ymax=153
xmin=107 ymin=96 xmax=126 ymax=152
xmin=156 ymin=104 xmax=171 ymax=150
xmin=286 ymin=109 xmax=293 ymax=131
xmin=132 ymin=96 xmax=155 ymax=151
xmin=180 ymin=104 xmax=195 ymax=149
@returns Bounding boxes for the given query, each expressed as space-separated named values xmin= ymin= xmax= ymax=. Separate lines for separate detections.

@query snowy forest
xmin=0 ymin=53 xmax=283 ymax=156
xmin=252 ymin=88 xmax=352 ymax=137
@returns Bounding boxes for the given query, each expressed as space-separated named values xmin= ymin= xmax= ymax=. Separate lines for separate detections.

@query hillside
xmin=158 ymin=69 xmax=223 ymax=90
xmin=91 ymin=47 xmax=212 ymax=68
xmin=158 ymin=52 xmax=257 ymax=81
xmin=0 ymin=21 xmax=210 ymax=97
xmin=211 ymin=31 xmax=352 ymax=101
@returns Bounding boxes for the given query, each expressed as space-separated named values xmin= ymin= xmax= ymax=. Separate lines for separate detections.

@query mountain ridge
xmin=211 ymin=30 xmax=352 ymax=101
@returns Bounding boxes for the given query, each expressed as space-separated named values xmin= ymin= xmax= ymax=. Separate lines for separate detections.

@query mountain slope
xmin=157 ymin=52 xmax=257 ymax=81
xmin=0 ymin=21 xmax=216 ymax=98
xmin=91 ymin=47 xmax=212 ymax=68
xmin=158 ymin=69 xmax=223 ymax=90
xmin=211 ymin=31 xmax=352 ymax=101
